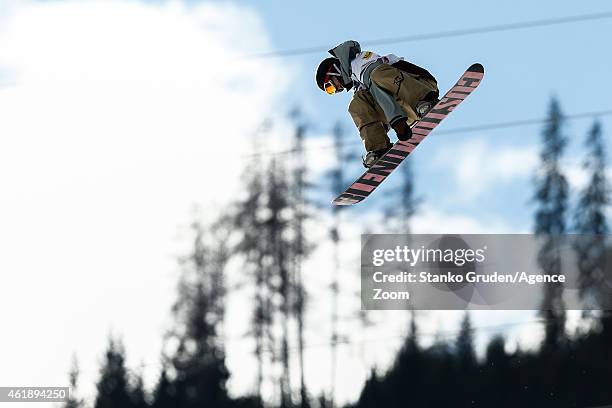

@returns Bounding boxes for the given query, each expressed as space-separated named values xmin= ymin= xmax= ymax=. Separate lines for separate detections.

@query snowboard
xmin=332 ymin=63 xmax=485 ymax=206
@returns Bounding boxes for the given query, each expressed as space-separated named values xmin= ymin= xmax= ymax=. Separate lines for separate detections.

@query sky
xmin=0 ymin=0 xmax=611 ymax=406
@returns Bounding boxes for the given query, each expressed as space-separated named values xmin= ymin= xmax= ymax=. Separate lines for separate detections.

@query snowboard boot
xmin=416 ymin=91 xmax=440 ymax=118
xmin=362 ymin=143 xmax=392 ymax=168
xmin=416 ymin=100 xmax=434 ymax=117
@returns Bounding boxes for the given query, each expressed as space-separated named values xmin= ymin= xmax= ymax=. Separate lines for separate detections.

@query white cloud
xmin=412 ymin=206 xmax=521 ymax=233
xmin=304 ymin=134 xmax=338 ymax=178
xmin=563 ymin=160 xmax=589 ymax=191
xmin=429 ymin=135 xmax=612 ymax=206
xmin=430 ymin=137 xmax=539 ymax=201
xmin=0 ymin=0 xmax=292 ymax=403
xmin=563 ymin=158 xmax=612 ymax=193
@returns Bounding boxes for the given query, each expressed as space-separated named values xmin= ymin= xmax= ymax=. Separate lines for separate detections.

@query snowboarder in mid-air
xmin=316 ymin=40 xmax=440 ymax=168
xmin=319 ymin=41 xmax=485 ymax=206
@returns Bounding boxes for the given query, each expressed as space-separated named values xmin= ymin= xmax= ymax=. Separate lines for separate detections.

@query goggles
xmin=324 ymin=79 xmax=337 ymax=95
xmin=324 ymin=66 xmax=343 ymax=95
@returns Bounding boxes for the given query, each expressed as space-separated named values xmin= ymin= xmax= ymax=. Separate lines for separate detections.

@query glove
xmin=391 ymin=118 xmax=412 ymax=141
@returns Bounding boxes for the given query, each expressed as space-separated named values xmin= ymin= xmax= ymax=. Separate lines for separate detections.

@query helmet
xmin=316 ymin=57 xmax=343 ymax=94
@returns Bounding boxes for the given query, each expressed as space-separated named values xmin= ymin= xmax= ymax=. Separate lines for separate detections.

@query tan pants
xmin=348 ymin=64 xmax=438 ymax=152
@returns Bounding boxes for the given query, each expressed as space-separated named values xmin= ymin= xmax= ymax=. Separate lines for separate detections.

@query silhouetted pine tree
xmin=130 ymin=368 xmax=149 ymax=408
xmin=328 ymin=122 xmax=345 ymax=408
xmin=167 ymin=220 xmax=231 ymax=408
xmin=456 ymin=312 xmax=477 ymax=370
xmin=482 ymin=335 xmax=512 ymax=407
xmin=289 ymin=110 xmax=313 ymax=408
xmin=355 ymin=370 xmax=387 ymax=408
xmin=455 ymin=312 xmax=477 ymax=406
xmin=573 ymin=121 xmax=611 ymax=311
xmin=382 ymin=150 xmax=420 ymax=398
xmin=152 ymin=366 xmax=175 ymax=408
xmin=94 ymin=337 xmax=132 ymax=408
xmin=233 ymin=127 xmax=270 ymax=403
xmin=534 ymin=98 xmax=569 ymax=350
xmin=315 ymin=393 xmax=333 ymax=408
xmin=234 ymin=118 xmax=313 ymax=407
xmin=424 ymin=338 xmax=456 ymax=407
xmin=264 ymin=158 xmax=293 ymax=407
xmin=380 ymin=311 xmax=425 ymax=407
xmin=64 ymin=356 xmax=84 ymax=408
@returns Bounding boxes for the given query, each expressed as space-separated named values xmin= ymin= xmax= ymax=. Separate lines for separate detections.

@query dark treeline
xmin=65 ymin=99 xmax=611 ymax=408
xmin=353 ymin=313 xmax=612 ymax=408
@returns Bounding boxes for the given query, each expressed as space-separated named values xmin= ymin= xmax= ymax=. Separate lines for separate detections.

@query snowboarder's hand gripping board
xmin=332 ymin=63 xmax=485 ymax=206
